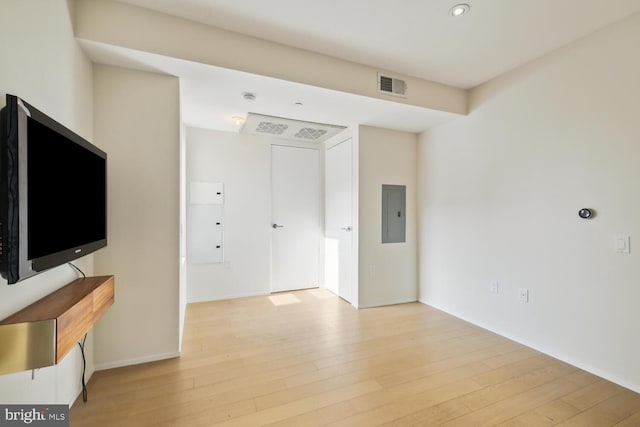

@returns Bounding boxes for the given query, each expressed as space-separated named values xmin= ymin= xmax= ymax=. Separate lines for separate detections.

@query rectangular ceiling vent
xmin=241 ymin=113 xmax=346 ymax=143
xmin=256 ymin=121 xmax=288 ymax=135
xmin=378 ymin=73 xmax=407 ymax=98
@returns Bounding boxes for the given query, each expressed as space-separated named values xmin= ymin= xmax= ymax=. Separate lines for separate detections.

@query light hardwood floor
xmin=70 ymin=289 xmax=640 ymax=426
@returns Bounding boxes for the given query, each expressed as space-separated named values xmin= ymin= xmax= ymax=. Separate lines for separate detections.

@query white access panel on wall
xmin=188 ymin=182 xmax=224 ymax=264
xmin=190 ymin=182 xmax=223 ymax=205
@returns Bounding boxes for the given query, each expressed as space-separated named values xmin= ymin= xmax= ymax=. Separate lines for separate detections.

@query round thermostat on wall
xmin=578 ymin=208 xmax=594 ymax=219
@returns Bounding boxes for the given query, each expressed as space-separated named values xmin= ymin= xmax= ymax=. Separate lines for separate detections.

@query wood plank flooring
xmin=70 ymin=289 xmax=640 ymax=426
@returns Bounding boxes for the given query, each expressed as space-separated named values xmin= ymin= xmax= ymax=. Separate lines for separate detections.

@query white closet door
xmin=325 ymin=138 xmax=353 ymax=303
xmin=271 ymin=145 xmax=320 ymax=292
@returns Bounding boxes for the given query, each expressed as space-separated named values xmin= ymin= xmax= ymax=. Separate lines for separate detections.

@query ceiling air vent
xmin=378 ymin=73 xmax=407 ymax=98
xmin=294 ymin=128 xmax=327 ymax=140
xmin=241 ymin=113 xmax=346 ymax=143
xmin=256 ymin=121 xmax=288 ymax=135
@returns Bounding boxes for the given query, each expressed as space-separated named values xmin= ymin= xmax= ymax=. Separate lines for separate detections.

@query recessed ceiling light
xmin=232 ymin=116 xmax=245 ymax=125
xmin=449 ymin=3 xmax=470 ymax=17
xmin=295 ymin=102 xmax=303 ymax=106
xmin=242 ymin=92 xmax=256 ymax=101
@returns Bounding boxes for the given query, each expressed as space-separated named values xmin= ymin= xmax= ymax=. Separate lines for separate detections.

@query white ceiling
xmin=84 ymin=0 xmax=640 ymax=134
xmin=116 ymin=0 xmax=640 ymax=88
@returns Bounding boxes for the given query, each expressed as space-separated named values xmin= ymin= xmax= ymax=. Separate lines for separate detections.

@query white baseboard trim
xmin=187 ymin=291 xmax=269 ymax=304
xmin=358 ymin=297 xmax=418 ymax=309
xmin=95 ymin=351 xmax=180 ymax=371
xmin=418 ymin=298 xmax=640 ymax=394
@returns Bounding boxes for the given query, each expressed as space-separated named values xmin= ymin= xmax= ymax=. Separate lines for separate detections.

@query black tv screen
xmin=0 ymin=94 xmax=107 ymax=284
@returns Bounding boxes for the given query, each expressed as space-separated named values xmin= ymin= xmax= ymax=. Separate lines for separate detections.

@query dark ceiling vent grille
xmin=380 ymin=75 xmax=394 ymax=93
xmin=378 ymin=73 xmax=407 ymax=97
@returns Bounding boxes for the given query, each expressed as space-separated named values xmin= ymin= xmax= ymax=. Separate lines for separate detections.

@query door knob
xmin=272 ymin=223 xmax=284 ymax=229
xmin=340 ymin=226 xmax=352 ymax=232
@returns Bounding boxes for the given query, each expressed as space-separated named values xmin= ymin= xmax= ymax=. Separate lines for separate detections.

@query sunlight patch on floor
xmin=268 ymin=293 xmax=301 ymax=306
xmin=306 ymin=288 xmax=335 ymax=299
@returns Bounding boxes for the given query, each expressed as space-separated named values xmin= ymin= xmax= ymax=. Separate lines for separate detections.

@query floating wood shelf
xmin=0 ymin=275 xmax=114 ymax=374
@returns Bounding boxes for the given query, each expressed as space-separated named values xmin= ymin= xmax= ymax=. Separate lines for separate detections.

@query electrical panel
xmin=382 ymin=184 xmax=406 ymax=244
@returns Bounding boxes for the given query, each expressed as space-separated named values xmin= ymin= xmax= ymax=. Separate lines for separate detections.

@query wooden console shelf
xmin=0 ymin=275 xmax=114 ymax=373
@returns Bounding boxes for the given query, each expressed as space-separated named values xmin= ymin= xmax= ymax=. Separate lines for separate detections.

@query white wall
xmin=186 ymin=128 xmax=328 ymax=302
xmin=186 ymin=128 xmax=272 ymax=302
xmin=92 ymin=65 xmax=180 ymax=369
xmin=419 ymin=13 xmax=640 ymax=392
xmin=359 ymin=126 xmax=417 ymax=308
xmin=0 ymin=0 xmax=96 ymax=405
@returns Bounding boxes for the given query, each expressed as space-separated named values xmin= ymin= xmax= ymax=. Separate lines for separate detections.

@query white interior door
xmin=271 ymin=145 xmax=320 ymax=292
xmin=325 ymin=138 xmax=353 ymax=303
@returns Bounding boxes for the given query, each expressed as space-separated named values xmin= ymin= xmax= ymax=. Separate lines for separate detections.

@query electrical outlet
xmin=490 ymin=280 xmax=499 ymax=294
xmin=369 ymin=264 xmax=376 ymax=276
xmin=518 ymin=288 xmax=529 ymax=303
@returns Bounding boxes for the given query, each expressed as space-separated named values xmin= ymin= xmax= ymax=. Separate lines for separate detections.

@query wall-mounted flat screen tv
xmin=0 ymin=94 xmax=107 ymax=284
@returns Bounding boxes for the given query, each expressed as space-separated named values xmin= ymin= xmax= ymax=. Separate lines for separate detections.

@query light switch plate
xmin=615 ymin=235 xmax=630 ymax=254
xmin=490 ymin=280 xmax=499 ymax=294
